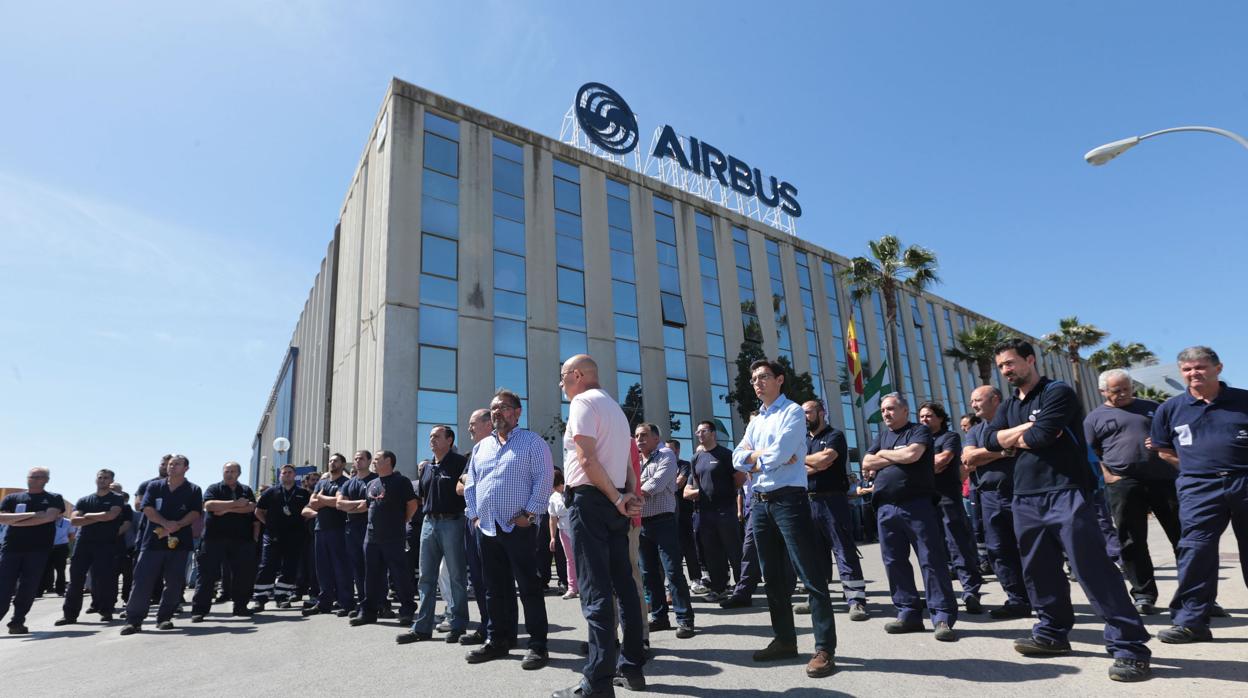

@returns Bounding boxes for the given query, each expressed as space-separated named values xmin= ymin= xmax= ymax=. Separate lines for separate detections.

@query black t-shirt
xmin=0 ymin=491 xmax=66 ymax=552
xmin=675 ymin=459 xmax=695 ymax=515
xmin=366 ymin=473 xmax=415 ymax=544
xmin=691 ymin=445 xmax=737 ymax=513
xmin=807 ymin=426 xmax=850 ymax=493
xmin=1084 ymin=399 xmax=1174 ymax=480
xmin=986 ymin=378 xmax=1094 ymax=495
xmin=314 ymin=475 xmax=350 ymax=531
xmin=73 ymin=491 xmax=128 ymax=544
xmin=139 ymin=479 xmax=203 ymax=551
xmin=867 ymin=422 xmax=936 ymax=506
xmin=340 ymin=473 xmax=377 ymax=526
xmin=417 ymin=453 xmax=467 ymax=516
xmin=257 ymin=485 xmax=310 ymax=539
xmin=966 ymin=421 xmax=1014 ymax=494
xmin=202 ymin=481 xmax=257 ymax=541
xmin=932 ymin=429 xmax=964 ymax=500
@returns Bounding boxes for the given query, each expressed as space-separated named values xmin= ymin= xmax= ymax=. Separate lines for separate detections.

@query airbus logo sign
xmin=572 ymin=82 xmax=801 ymax=218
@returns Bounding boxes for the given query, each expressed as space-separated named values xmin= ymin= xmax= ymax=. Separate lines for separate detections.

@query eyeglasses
xmin=490 ymin=404 xmax=519 ymax=413
xmin=559 ymin=368 xmax=579 ymax=380
xmin=749 ymin=373 xmax=777 ymax=384
xmin=695 ymin=429 xmax=713 ymax=435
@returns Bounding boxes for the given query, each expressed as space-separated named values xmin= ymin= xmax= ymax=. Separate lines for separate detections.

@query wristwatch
xmin=523 ymin=511 xmax=537 ymax=526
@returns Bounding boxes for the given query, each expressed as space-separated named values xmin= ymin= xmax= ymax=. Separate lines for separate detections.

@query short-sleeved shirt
xmin=807 ymin=426 xmax=849 ymax=494
xmin=1150 ymin=382 xmax=1248 ymax=477
xmin=966 ymin=421 xmax=1014 ymax=494
xmin=417 ymin=453 xmax=468 ymax=516
xmin=73 ymin=491 xmax=128 ymax=544
xmin=1085 ymin=399 xmax=1174 ymax=479
xmin=563 ymin=388 xmax=632 ymax=489
xmin=202 ymin=481 xmax=257 ymax=541
xmin=366 ymin=473 xmax=416 ymax=544
xmin=139 ymin=479 xmax=203 ymax=551
xmin=932 ymin=429 xmax=964 ymax=500
xmin=0 ymin=491 xmax=66 ymax=552
xmin=313 ymin=475 xmax=350 ymax=531
xmin=122 ymin=507 xmax=140 ymax=549
xmin=257 ymin=486 xmax=310 ymax=540
xmin=340 ymin=473 xmax=377 ymax=526
xmin=867 ymin=422 xmax=936 ymax=506
xmin=985 ymin=378 xmax=1094 ymax=495
xmin=691 ymin=445 xmax=738 ymax=513
xmin=548 ymin=491 xmax=570 ymax=531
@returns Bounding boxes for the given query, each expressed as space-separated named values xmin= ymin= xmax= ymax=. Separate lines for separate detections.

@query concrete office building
xmin=248 ymin=78 xmax=1098 ymax=488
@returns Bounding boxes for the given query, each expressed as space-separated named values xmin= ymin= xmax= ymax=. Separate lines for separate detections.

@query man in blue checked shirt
xmin=464 ymin=388 xmax=554 ymax=672
xmin=732 ymin=359 xmax=836 ymax=680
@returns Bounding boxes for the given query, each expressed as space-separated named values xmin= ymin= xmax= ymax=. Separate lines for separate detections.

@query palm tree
xmin=946 ymin=322 xmax=1011 ymax=385
xmin=1089 ymin=341 xmax=1158 ymax=373
xmin=1042 ymin=316 xmax=1107 ymax=403
xmin=843 ymin=235 xmax=940 ymax=389
xmin=1135 ymin=385 xmax=1173 ymax=403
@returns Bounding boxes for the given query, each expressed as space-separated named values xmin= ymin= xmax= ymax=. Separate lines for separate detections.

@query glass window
xmin=736 ymin=267 xmax=754 ymax=290
xmin=559 ymin=330 xmax=587 ymax=360
xmin=418 ymin=305 xmax=457 ymax=346
xmin=656 ymin=241 xmax=678 ymax=268
xmin=493 ymin=190 xmax=524 ymax=222
xmin=616 ymin=340 xmax=641 ymax=373
xmin=554 ymin=210 xmax=581 ymax=239
xmin=701 ymin=276 xmax=720 ymax=305
xmin=493 ymin=137 xmax=522 ymax=162
xmin=557 ymin=302 xmax=586 ymax=331
xmin=609 ymin=227 xmax=632 ymax=253
xmin=424 ymin=112 xmax=459 ymax=140
xmin=423 ymin=133 xmax=458 ymax=177
xmin=419 ymin=274 xmax=457 ymax=309
xmin=734 ymin=241 xmax=751 ymax=269
xmin=607 ymin=197 xmax=631 ymax=229
xmin=493 ymin=318 xmax=526 ymax=355
xmin=660 ymin=293 xmax=686 ymax=326
xmin=417 ymin=389 xmax=457 ymax=424
xmin=699 ymin=255 xmax=718 ymax=278
xmin=611 ymin=281 xmax=637 ymax=316
xmin=658 ymin=265 xmax=681 ymax=295
xmin=423 ymin=169 xmax=458 ymax=204
xmin=662 ymin=325 xmax=685 ymax=350
xmin=606 ymin=178 xmax=629 ymax=199
xmin=614 ymin=314 xmax=638 ymax=340
xmin=609 ymin=250 xmax=635 ymax=283
xmin=696 ymin=227 xmax=715 ymax=256
xmin=667 ymin=379 xmax=691 ymax=413
xmin=493 ymin=157 xmax=523 ymax=197
xmin=554 ymin=179 xmax=581 ymax=214
xmin=421 ymin=197 xmax=458 ymax=239
xmin=652 ymin=196 xmax=674 ymax=216
xmin=553 ymin=159 xmax=580 ymax=182
xmin=421 ymin=234 xmax=457 ymax=277
xmin=493 ymin=216 xmax=525 ymax=254
xmin=711 ymin=386 xmax=731 ymax=417
xmin=495 ymin=290 xmax=526 ymax=319
xmin=556 ymin=234 xmax=583 ymax=269
xmin=665 ymin=349 xmax=688 ymax=380
xmin=494 ymin=252 xmax=526 ymax=293
xmin=653 ymin=215 xmax=677 ymax=245
xmin=557 ymin=267 xmax=585 ymax=305
xmin=618 ymin=372 xmax=641 ymax=402
xmin=706 ymin=332 xmax=725 ymax=358
xmin=494 ymin=355 xmax=527 ymax=396
xmin=708 ymin=356 xmax=729 ymax=385
xmin=419 ymin=346 xmax=456 ymax=391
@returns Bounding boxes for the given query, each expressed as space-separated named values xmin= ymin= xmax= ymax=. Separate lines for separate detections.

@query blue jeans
xmin=639 ymin=513 xmax=695 ymax=627
xmin=752 ymin=489 xmax=837 ymax=652
xmin=415 ymin=515 xmax=468 ymax=634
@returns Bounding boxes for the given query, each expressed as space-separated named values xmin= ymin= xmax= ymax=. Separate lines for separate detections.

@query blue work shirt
xmin=139 ymin=479 xmax=203 ymax=551
xmin=732 ymin=393 xmax=808 ymax=493
xmin=340 ymin=473 xmax=377 ymax=527
xmin=866 ymin=421 xmax=936 ymax=505
xmin=985 ymin=377 xmax=1094 ymax=495
xmin=807 ymin=425 xmax=849 ymax=494
xmin=73 ymin=491 xmax=128 ymax=544
xmin=966 ymin=421 xmax=1014 ymax=494
xmin=313 ymin=475 xmax=350 ymax=531
xmin=932 ymin=429 xmax=964 ymax=500
xmin=1150 ymin=382 xmax=1248 ymax=477
xmin=464 ymin=428 xmax=554 ymax=536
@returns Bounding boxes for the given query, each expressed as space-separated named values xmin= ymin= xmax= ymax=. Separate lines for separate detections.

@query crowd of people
xmin=0 ymin=344 xmax=1244 ymax=695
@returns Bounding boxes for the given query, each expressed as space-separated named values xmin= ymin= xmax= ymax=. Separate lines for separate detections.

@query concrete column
xmin=457 ymin=121 xmax=494 ymax=432
xmin=715 ymin=217 xmax=746 ymax=437
xmin=778 ymin=241 xmax=809 ymax=375
xmin=526 ymin=146 xmax=560 ymax=439
xmin=747 ymin=228 xmax=779 ymax=360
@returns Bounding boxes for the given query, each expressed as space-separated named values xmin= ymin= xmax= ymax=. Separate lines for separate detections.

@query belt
xmin=426 ymin=512 xmax=462 ymax=520
xmin=641 ymin=512 xmax=674 ymax=523
xmin=808 ymin=491 xmax=843 ymax=500
xmin=753 ymin=486 xmax=806 ymax=502
xmin=568 ymin=485 xmax=629 ymax=498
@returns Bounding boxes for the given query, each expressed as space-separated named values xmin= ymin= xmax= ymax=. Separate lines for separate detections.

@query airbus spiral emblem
xmin=575 ymin=82 xmax=639 ymax=155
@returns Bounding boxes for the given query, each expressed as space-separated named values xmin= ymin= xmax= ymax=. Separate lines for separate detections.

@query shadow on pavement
xmin=16 ymin=630 xmax=96 ymax=640
xmin=645 ymin=685 xmax=850 ymax=697
xmin=1151 ymin=656 xmax=1248 ymax=681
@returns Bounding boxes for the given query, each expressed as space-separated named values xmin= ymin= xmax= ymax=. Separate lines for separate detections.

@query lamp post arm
xmin=1138 ymin=126 xmax=1248 ymax=151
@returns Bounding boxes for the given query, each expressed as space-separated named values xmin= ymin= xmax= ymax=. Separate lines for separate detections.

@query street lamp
xmin=1084 ymin=126 xmax=1248 ymax=166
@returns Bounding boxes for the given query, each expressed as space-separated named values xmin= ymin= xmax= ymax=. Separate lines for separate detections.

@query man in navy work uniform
xmin=684 ymin=420 xmax=745 ymax=604
xmin=0 ymin=467 xmax=65 ymax=634
xmin=962 ymin=386 xmax=1031 ymax=619
xmin=397 ymin=425 xmax=469 ymax=644
xmin=464 ymin=388 xmax=554 ymax=671
xmin=303 ymin=453 xmax=355 ymax=618
xmin=1085 ymin=369 xmax=1182 ymax=616
xmin=131 ymin=454 xmax=171 ymax=604
xmin=251 ymin=463 xmax=310 ymax=611
xmin=191 ymin=461 xmax=257 ymax=621
xmin=1150 ymin=346 xmax=1248 ymax=644
xmin=58 ymin=468 xmax=127 ymax=625
xmin=801 ymin=400 xmax=869 ymax=621
xmin=918 ymin=401 xmax=984 ymax=615
xmin=863 ymin=393 xmax=959 ymax=641
xmin=984 ymin=339 xmax=1150 ymax=682
xmin=351 ymin=449 xmax=418 ymax=626
xmin=335 ymin=450 xmax=374 ymax=616
xmin=122 ymin=454 xmax=202 ymax=634
xmin=733 ymin=359 xmax=836 ymax=679
xmin=635 ymin=423 xmax=696 ymax=638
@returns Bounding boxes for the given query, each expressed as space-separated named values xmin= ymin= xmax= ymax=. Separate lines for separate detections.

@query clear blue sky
xmin=2 ymin=1 xmax=1244 ymax=502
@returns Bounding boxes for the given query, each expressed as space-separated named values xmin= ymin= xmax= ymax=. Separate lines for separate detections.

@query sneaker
xmin=848 ymin=602 xmax=869 ymax=622
xmin=794 ymin=602 xmax=812 ymax=615
xmin=989 ymin=604 xmax=1032 ymax=619
xmin=648 ymin=618 xmax=672 ymax=633
xmin=690 ymin=582 xmax=711 ymax=595
xmin=349 ymin=615 xmax=377 ymax=627
xmin=884 ymin=619 xmax=924 ymax=634
xmin=466 ymin=643 xmax=511 ymax=664
xmin=521 ymin=647 xmax=549 ymax=670
xmin=563 ymin=589 xmax=580 ymax=600
xmin=445 ymin=630 xmax=463 ymax=643
xmin=395 ymin=630 xmax=431 ymax=644
xmin=99 ymin=613 xmax=114 ymax=623
xmin=675 ymin=623 xmax=695 ymax=639
xmin=934 ymin=622 xmax=958 ymax=642
xmin=1014 ymin=636 xmax=1072 ymax=656
xmin=964 ymin=596 xmax=983 ymax=614
xmin=436 ymin=620 xmax=453 ymax=633
xmin=613 ymin=669 xmax=646 ymax=691
xmin=1158 ymin=625 xmax=1212 ymax=644
xmin=191 ymin=614 xmax=205 ymax=623
xmin=378 ymin=607 xmax=397 ymax=619
xmin=459 ymin=629 xmax=486 ymax=646
xmin=398 ymin=615 xmax=414 ymax=626
xmin=1134 ymin=601 xmax=1156 ymax=615
xmin=7 ymin=622 xmax=29 ymax=635
xmin=719 ymin=596 xmax=752 ymax=609
xmin=302 ymin=606 xmax=328 ymax=617
xmin=752 ymin=639 xmax=799 ymax=662
xmin=156 ymin=620 xmax=174 ymax=631
xmin=1108 ymin=657 xmax=1152 ymax=682
xmin=119 ymin=624 xmax=140 ymax=636
xmin=54 ymin=617 xmax=76 ymax=626
xmin=806 ymin=649 xmax=835 ymax=678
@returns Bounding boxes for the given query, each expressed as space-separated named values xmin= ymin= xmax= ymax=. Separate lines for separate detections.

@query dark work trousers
xmin=978 ymin=489 xmax=1029 ymax=607
xmin=365 ymin=538 xmax=415 ymax=618
xmin=810 ymin=494 xmax=866 ymax=606
xmin=936 ymin=495 xmax=984 ymax=601
xmin=464 ymin=516 xmax=491 ymax=634
xmin=0 ymin=549 xmax=51 ymax=625
xmin=1091 ymin=487 xmax=1121 ymax=561
xmin=252 ymin=534 xmax=302 ymax=602
xmin=62 ymin=541 xmax=118 ymax=619
xmin=567 ymin=487 xmax=644 ymax=692
xmin=298 ymin=528 xmax=319 ymax=599
xmin=1013 ymin=489 xmax=1150 ymax=660
xmin=1173 ymin=472 xmax=1248 ymax=629
xmin=877 ymin=497 xmax=958 ymax=627
xmin=728 ymin=514 xmax=761 ymax=601
xmin=970 ymin=486 xmax=989 ymax=562
xmin=345 ymin=519 xmax=368 ymax=606
xmin=535 ymin=513 xmax=555 ymax=586
xmin=696 ymin=508 xmax=742 ymax=594
xmin=1105 ymin=475 xmax=1182 ymax=605
xmin=476 ymin=523 xmax=548 ymax=651
xmin=314 ymin=527 xmax=356 ymax=612
xmin=125 ymin=547 xmax=190 ymax=626
xmin=117 ymin=545 xmax=135 ymax=604
xmin=638 ymin=513 xmax=695 ymax=627
xmin=42 ymin=543 xmax=69 ymax=595
xmin=677 ymin=504 xmax=702 ymax=584
xmin=752 ymin=489 xmax=837 ymax=652
xmin=405 ymin=514 xmax=422 ymax=591
xmin=191 ymin=538 xmax=255 ymax=615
